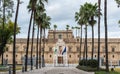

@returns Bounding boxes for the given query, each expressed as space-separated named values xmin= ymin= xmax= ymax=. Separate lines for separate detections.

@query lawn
xmin=95 ymin=71 xmax=120 ymax=74
xmin=114 ymin=68 xmax=120 ymax=72
xmin=77 ymin=65 xmax=120 ymax=74
xmin=0 ymin=65 xmax=23 ymax=72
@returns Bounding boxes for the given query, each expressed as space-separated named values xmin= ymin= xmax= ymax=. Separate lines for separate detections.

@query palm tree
xmin=89 ymin=20 xmax=96 ymax=60
xmin=36 ymin=22 xmax=40 ymax=69
xmin=1 ymin=0 xmax=5 ymax=65
xmin=41 ymin=13 xmax=51 ymax=67
xmin=30 ymin=12 xmax=35 ymax=70
xmin=97 ymin=0 xmax=101 ymax=71
xmin=76 ymin=3 xmax=99 ymax=66
xmin=25 ymin=0 xmax=36 ymax=71
xmin=13 ymin=0 xmax=20 ymax=74
xmin=104 ymin=0 xmax=109 ymax=72
xmin=66 ymin=25 xmax=70 ymax=39
xmin=53 ymin=24 xmax=57 ymax=39
xmin=115 ymin=0 xmax=120 ymax=7
xmin=115 ymin=0 xmax=120 ymax=26
xmin=86 ymin=3 xmax=98 ymax=60
xmin=34 ymin=0 xmax=48 ymax=68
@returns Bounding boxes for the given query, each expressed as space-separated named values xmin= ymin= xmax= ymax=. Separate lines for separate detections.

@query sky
xmin=12 ymin=0 xmax=120 ymax=38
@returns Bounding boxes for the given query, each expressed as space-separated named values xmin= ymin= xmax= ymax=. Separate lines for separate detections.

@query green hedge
xmin=79 ymin=59 xmax=98 ymax=68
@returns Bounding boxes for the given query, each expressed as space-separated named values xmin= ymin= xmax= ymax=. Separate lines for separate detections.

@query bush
xmin=79 ymin=59 xmax=98 ymax=68
xmin=87 ymin=59 xmax=98 ymax=68
xmin=79 ymin=59 xmax=86 ymax=66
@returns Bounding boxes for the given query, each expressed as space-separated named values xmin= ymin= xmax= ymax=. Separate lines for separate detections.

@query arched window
xmin=112 ymin=47 xmax=115 ymax=52
xmin=58 ymin=34 xmax=62 ymax=39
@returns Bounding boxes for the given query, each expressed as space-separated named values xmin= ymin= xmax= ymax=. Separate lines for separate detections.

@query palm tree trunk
xmin=54 ymin=29 xmax=55 ymax=39
xmin=79 ymin=25 xmax=82 ymax=61
xmin=85 ymin=25 xmax=88 ymax=66
xmin=1 ymin=0 xmax=5 ymax=65
xmin=13 ymin=0 xmax=20 ymax=74
xmin=83 ymin=39 xmax=86 ymax=66
xmin=97 ymin=0 xmax=101 ymax=71
xmin=25 ymin=8 xmax=33 ymax=72
xmin=91 ymin=25 xmax=94 ymax=60
xmin=42 ymin=28 xmax=45 ymax=67
xmin=104 ymin=0 xmax=109 ymax=72
xmin=39 ymin=24 xmax=42 ymax=68
xmin=36 ymin=24 xmax=40 ymax=69
xmin=30 ymin=12 xmax=35 ymax=70
xmin=67 ymin=29 xmax=68 ymax=39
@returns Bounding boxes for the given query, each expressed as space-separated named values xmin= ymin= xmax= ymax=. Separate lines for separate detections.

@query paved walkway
xmin=16 ymin=67 xmax=94 ymax=74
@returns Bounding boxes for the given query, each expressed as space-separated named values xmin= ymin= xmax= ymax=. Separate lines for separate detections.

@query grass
xmin=114 ymin=68 xmax=120 ymax=72
xmin=0 ymin=65 xmax=23 ymax=72
xmin=76 ymin=65 xmax=105 ymax=72
xmin=95 ymin=71 xmax=120 ymax=74
xmin=77 ymin=65 xmax=120 ymax=74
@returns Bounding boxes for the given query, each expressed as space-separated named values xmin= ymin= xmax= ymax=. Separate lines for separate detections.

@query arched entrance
xmin=53 ymin=39 xmax=68 ymax=67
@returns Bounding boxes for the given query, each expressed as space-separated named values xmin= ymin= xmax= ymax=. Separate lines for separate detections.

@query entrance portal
xmin=53 ymin=39 xmax=68 ymax=67
xmin=58 ymin=56 xmax=63 ymax=64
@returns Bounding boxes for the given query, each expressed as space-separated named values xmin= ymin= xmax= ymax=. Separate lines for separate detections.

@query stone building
xmin=0 ymin=30 xmax=120 ymax=66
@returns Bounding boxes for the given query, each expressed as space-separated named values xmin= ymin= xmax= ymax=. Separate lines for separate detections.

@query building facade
xmin=1 ymin=30 xmax=120 ymax=66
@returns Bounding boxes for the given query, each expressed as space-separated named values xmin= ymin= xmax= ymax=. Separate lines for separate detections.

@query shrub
xmin=79 ymin=59 xmax=86 ymax=66
xmin=87 ymin=59 xmax=98 ymax=68
xmin=79 ymin=59 xmax=98 ymax=68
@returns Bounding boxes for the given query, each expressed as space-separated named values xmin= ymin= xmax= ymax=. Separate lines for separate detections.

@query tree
xmin=86 ymin=3 xmax=98 ymax=60
xmin=41 ymin=13 xmax=51 ymax=67
xmin=0 ymin=20 xmax=20 ymax=73
xmin=30 ymin=12 xmax=35 ymax=70
xmin=104 ymin=0 xmax=109 ymax=72
xmin=25 ymin=0 xmax=37 ymax=71
xmin=13 ymin=0 xmax=20 ymax=73
xmin=115 ymin=0 xmax=120 ymax=26
xmin=66 ymin=25 xmax=70 ymax=39
xmin=0 ymin=20 xmax=20 ymax=56
xmin=76 ymin=2 xmax=100 ymax=66
xmin=115 ymin=0 xmax=120 ymax=7
xmin=97 ymin=0 xmax=101 ymax=71
xmin=0 ymin=0 xmax=14 ymax=65
xmin=53 ymin=24 xmax=57 ymax=39
xmin=34 ymin=0 xmax=48 ymax=68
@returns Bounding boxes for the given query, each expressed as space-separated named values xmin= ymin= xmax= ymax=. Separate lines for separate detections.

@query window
xmin=23 ymin=46 xmax=26 ymax=51
xmin=94 ymin=47 xmax=97 ymax=52
xmin=33 ymin=55 xmax=35 ymax=57
xmin=58 ymin=34 xmax=62 ymax=39
xmin=33 ymin=46 xmax=36 ymax=51
xmin=49 ymin=47 xmax=52 ymax=52
xmin=112 ymin=55 xmax=114 ymax=58
xmin=76 ymin=47 xmax=79 ymax=52
xmin=50 ymin=55 xmax=52 ymax=58
xmin=102 ymin=47 xmax=105 ymax=52
xmin=77 ymin=39 xmax=79 ymax=42
xmin=77 ymin=55 xmax=79 ymax=58
xmin=95 ymin=55 xmax=96 ymax=58
xmin=6 ymin=55 xmax=8 ymax=57
xmin=69 ymin=55 xmax=71 ymax=58
xmin=16 ymin=61 xmax=17 ymax=64
xmin=16 ymin=55 xmax=18 ymax=57
xmin=69 ymin=47 xmax=72 ymax=52
xmin=6 ymin=47 xmax=9 ymax=51
xmin=112 ymin=47 xmax=115 ymax=52
xmin=104 ymin=55 xmax=105 ymax=58
xmin=16 ymin=46 xmax=19 ymax=52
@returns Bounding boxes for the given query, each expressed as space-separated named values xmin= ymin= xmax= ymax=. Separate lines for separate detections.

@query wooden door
xmin=58 ymin=56 xmax=63 ymax=64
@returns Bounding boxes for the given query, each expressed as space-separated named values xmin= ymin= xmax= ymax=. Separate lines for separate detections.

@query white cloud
xmin=12 ymin=0 xmax=120 ymax=38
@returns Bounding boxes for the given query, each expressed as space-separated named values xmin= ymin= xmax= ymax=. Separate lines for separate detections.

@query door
xmin=58 ymin=56 xmax=63 ymax=64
